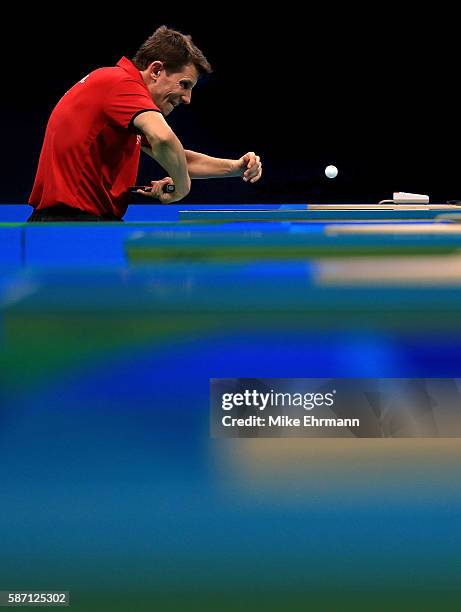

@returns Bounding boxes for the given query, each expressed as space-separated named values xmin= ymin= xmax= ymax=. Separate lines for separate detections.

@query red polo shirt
xmin=29 ymin=57 xmax=160 ymax=219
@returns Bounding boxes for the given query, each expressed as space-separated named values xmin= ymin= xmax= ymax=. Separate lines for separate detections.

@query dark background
xmin=2 ymin=10 xmax=458 ymax=204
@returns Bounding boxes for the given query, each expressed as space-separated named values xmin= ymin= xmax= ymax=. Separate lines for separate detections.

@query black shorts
xmin=27 ymin=205 xmax=121 ymax=222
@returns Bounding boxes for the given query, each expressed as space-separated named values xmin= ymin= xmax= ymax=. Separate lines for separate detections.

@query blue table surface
xmin=2 ymin=202 xmax=459 ymax=223
xmin=0 ymin=203 xmax=290 ymax=222
xmin=0 ymin=208 xmax=456 ymax=266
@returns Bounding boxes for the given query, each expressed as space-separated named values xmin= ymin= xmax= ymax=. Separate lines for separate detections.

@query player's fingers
xmin=247 ymin=156 xmax=260 ymax=173
xmin=249 ymin=162 xmax=263 ymax=183
xmin=154 ymin=177 xmax=174 ymax=194
xmin=136 ymin=188 xmax=153 ymax=196
xmin=243 ymin=154 xmax=259 ymax=180
xmin=245 ymin=157 xmax=261 ymax=179
xmin=242 ymin=152 xmax=255 ymax=169
xmin=149 ymin=181 xmax=165 ymax=199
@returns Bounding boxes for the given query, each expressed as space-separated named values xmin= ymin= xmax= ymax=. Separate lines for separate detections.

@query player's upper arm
xmin=133 ymin=111 xmax=175 ymax=148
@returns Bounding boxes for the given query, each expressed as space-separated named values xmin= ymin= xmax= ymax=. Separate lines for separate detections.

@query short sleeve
xmin=104 ymin=79 xmax=160 ymax=129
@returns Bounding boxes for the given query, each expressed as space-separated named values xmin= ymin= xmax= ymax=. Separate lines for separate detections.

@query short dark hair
xmin=132 ymin=26 xmax=212 ymax=75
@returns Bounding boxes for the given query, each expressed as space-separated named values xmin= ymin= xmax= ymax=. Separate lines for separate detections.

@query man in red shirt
xmin=28 ymin=26 xmax=262 ymax=221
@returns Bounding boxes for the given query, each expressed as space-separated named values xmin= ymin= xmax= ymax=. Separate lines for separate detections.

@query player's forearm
xmin=185 ymin=150 xmax=239 ymax=179
xmin=147 ymin=134 xmax=191 ymax=197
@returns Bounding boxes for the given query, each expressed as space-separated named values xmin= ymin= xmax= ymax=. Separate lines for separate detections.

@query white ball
xmin=325 ymin=165 xmax=338 ymax=179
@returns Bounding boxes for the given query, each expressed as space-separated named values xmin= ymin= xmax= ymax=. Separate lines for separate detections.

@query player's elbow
xmin=176 ymin=174 xmax=192 ymax=199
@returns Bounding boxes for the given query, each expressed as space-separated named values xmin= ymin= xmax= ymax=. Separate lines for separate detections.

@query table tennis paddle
xmin=130 ymin=184 xmax=175 ymax=194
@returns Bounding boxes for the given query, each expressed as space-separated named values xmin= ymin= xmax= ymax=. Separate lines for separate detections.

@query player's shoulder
xmin=67 ymin=63 xmax=149 ymax=103
xmin=78 ymin=65 xmax=135 ymax=87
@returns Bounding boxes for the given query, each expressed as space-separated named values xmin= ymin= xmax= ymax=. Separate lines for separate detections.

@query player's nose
xmin=181 ymin=91 xmax=191 ymax=105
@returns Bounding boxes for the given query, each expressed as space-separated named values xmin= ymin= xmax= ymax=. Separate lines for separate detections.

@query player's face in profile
xmin=152 ymin=63 xmax=199 ymax=116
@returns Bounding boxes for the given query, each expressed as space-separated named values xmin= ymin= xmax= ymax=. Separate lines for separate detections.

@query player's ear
xmin=149 ymin=61 xmax=164 ymax=80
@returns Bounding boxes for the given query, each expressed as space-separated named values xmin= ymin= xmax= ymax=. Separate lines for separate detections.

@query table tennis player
xmin=28 ymin=26 xmax=262 ymax=222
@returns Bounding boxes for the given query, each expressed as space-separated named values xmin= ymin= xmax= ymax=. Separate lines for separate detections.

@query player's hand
xmin=136 ymin=177 xmax=179 ymax=203
xmin=236 ymin=152 xmax=262 ymax=183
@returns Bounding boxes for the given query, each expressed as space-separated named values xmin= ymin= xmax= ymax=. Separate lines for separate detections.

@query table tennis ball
xmin=325 ymin=165 xmax=338 ymax=179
